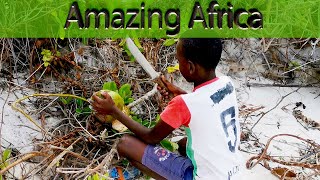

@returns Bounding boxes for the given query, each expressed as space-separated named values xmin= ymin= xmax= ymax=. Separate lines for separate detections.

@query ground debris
xmin=292 ymin=110 xmax=320 ymax=129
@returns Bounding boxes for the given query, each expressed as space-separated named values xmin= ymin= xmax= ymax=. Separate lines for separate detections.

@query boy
xmin=91 ymin=38 xmax=243 ymax=179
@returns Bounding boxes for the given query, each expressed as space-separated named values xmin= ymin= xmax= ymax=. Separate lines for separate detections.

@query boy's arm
xmin=91 ymin=92 xmax=175 ymax=145
xmin=111 ymin=107 xmax=175 ymax=145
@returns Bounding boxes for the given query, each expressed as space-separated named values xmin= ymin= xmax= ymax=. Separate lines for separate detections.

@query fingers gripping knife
xmin=125 ymin=38 xmax=174 ymax=99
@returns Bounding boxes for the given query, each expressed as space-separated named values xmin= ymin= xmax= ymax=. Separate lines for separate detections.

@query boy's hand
xmin=157 ymin=75 xmax=187 ymax=97
xmin=91 ymin=91 xmax=117 ymax=115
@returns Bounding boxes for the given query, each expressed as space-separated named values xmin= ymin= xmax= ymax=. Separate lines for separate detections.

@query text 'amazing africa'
xmin=64 ymin=1 xmax=263 ymax=36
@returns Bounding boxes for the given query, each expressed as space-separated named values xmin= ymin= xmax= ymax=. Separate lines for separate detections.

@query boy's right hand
xmin=157 ymin=75 xmax=187 ymax=97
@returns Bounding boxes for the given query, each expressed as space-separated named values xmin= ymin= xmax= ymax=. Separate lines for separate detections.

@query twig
xmin=247 ymin=83 xmax=317 ymax=88
xmin=127 ymin=84 xmax=158 ymax=108
xmin=250 ymin=88 xmax=300 ymax=131
xmin=35 ymin=97 xmax=59 ymax=116
xmin=44 ymin=137 xmax=82 ymax=174
xmin=75 ymin=139 xmax=119 ymax=179
xmin=246 ymin=134 xmax=320 ymax=170
xmin=11 ymin=93 xmax=88 ymax=136
xmin=49 ymin=145 xmax=89 ymax=162
xmin=0 ymin=152 xmax=48 ymax=175
xmin=69 ymin=110 xmax=97 ymax=141
xmin=262 ymin=38 xmax=274 ymax=52
xmin=261 ymin=52 xmax=271 ymax=70
xmin=281 ymin=58 xmax=320 ymax=75
xmin=0 ymin=82 xmax=11 ymax=155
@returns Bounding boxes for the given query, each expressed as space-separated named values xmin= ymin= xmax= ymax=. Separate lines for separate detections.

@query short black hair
xmin=180 ymin=38 xmax=222 ymax=70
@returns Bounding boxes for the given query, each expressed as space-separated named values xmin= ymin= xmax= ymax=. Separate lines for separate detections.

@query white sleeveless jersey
xmin=161 ymin=76 xmax=243 ymax=180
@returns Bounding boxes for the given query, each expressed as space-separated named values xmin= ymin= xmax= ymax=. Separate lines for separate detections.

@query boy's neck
xmin=193 ymin=70 xmax=217 ymax=87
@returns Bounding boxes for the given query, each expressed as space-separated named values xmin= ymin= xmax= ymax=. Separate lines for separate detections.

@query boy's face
xmin=176 ymin=40 xmax=193 ymax=82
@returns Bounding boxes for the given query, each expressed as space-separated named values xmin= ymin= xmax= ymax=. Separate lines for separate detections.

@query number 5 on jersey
xmin=220 ymin=106 xmax=237 ymax=153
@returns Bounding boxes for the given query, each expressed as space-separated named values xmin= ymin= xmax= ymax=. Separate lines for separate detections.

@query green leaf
xmin=119 ymin=84 xmax=133 ymax=105
xmin=121 ymin=159 xmax=129 ymax=166
xmin=82 ymin=107 xmax=92 ymax=114
xmin=167 ymin=64 xmax=179 ymax=73
xmin=119 ymin=84 xmax=131 ymax=98
xmin=142 ymin=120 xmax=156 ymax=128
xmin=132 ymin=116 xmax=142 ymax=124
xmin=119 ymin=39 xmax=126 ymax=46
xmin=1 ymin=149 xmax=11 ymax=169
xmin=156 ymin=114 xmax=160 ymax=122
xmin=160 ymin=139 xmax=179 ymax=152
xmin=60 ymin=97 xmax=68 ymax=105
xmin=76 ymin=99 xmax=84 ymax=108
xmin=103 ymin=173 xmax=109 ymax=178
xmin=92 ymin=173 xmax=99 ymax=180
xmin=102 ymin=81 xmax=118 ymax=92
xmin=2 ymin=149 xmax=11 ymax=162
xmin=41 ymin=49 xmax=53 ymax=67
xmin=56 ymin=51 xmax=61 ymax=57
xmin=124 ymin=45 xmax=135 ymax=62
xmin=129 ymin=55 xmax=135 ymax=62
xmin=60 ymin=97 xmax=73 ymax=105
xmin=75 ymin=108 xmax=82 ymax=114
xmin=163 ymin=39 xmax=177 ymax=46
xmin=133 ymin=38 xmax=143 ymax=52
xmin=289 ymin=61 xmax=301 ymax=69
xmin=87 ymin=176 xmax=92 ymax=180
xmin=44 ymin=62 xmax=50 ymax=67
xmin=125 ymin=98 xmax=134 ymax=104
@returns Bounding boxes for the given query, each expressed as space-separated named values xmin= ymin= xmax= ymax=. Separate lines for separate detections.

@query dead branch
xmin=128 ymin=84 xmax=158 ymax=108
xmin=246 ymin=134 xmax=320 ymax=170
xmin=247 ymin=83 xmax=318 ymax=88
xmin=0 ymin=152 xmax=48 ymax=175
xmin=44 ymin=137 xmax=82 ymax=174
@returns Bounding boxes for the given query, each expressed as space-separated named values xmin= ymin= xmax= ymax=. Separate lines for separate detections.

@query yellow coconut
xmin=92 ymin=90 xmax=124 ymax=123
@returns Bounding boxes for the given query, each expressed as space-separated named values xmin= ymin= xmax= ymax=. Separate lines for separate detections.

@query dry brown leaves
xmin=293 ymin=110 xmax=320 ymax=129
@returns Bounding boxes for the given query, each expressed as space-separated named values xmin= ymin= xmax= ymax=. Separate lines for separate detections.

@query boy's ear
xmin=188 ymin=60 xmax=196 ymax=75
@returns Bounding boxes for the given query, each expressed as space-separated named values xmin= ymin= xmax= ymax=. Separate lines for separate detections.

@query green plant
xmin=163 ymin=39 xmax=178 ymax=46
xmin=167 ymin=64 xmax=180 ymax=73
xmin=75 ymin=99 xmax=92 ymax=116
xmin=102 ymin=81 xmax=134 ymax=105
xmin=289 ymin=61 xmax=301 ymax=70
xmin=59 ymin=95 xmax=92 ymax=116
xmin=0 ymin=149 xmax=12 ymax=180
xmin=41 ymin=49 xmax=61 ymax=67
xmin=119 ymin=38 xmax=144 ymax=62
xmin=132 ymin=114 xmax=160 ymax=128
xmin=60 ymin=96 xmax=73 ymax=105
xmin=160 ymin=139 xmax=179 ymax=152
xmin=87 ymin=173 xmax=109 ymax=180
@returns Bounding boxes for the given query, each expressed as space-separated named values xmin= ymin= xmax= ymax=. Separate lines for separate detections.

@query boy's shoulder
xmin=188 ymin=76 xmax=234 ymax=94
xmin=179 ymin=76 xmax=236 ymax=103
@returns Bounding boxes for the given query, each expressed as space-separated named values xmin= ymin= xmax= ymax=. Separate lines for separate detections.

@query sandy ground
xmin=235 ymin=82 xmax=320 ymax=180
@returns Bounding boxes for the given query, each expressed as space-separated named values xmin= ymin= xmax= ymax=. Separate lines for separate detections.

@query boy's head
xmin=176 ymin=38 xmax=222 ymax=82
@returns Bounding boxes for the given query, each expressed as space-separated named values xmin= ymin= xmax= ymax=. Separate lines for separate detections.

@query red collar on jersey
xmin=193 ymin=77 xmax=219 ymax=92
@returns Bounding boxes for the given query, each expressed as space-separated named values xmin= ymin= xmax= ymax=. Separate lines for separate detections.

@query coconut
xmin=92 ymin=90 xmax=124 ymax=123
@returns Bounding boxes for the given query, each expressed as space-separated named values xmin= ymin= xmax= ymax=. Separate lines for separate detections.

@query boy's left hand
xmin=91 ymin=91 xmax=117 ymax=115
